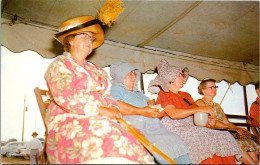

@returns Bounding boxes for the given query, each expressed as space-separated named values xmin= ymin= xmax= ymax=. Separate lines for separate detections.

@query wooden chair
xmin=34 ymin=87 xmax=50 ymax=164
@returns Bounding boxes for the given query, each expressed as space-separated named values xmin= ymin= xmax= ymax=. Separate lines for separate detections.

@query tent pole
xmin=22 ymin=96 xmax=26 ymax=141
xmin=243 ymin=86 xmax=249 ymax=116
xmin=140 ymin=73 xmax=144 ymax=91
xmin=220 ymin=83 xmax=231 ymax=105
xmin=243 ymin=86 xmax=250 ymax=131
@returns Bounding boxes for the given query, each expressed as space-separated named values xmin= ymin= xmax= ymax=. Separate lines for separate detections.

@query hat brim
xmin=148 ymin=63 xmax=189 ymax=94
xmin=55 ymin=18 xmax=105 ymax=49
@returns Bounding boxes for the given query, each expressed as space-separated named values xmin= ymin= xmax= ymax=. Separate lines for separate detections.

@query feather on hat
xmin=54 ymin=0 xmax=125 ymax=49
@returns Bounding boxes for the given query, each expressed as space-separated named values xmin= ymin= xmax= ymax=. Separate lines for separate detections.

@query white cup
xmin=194 ymin=112 xmax=208 ymax=126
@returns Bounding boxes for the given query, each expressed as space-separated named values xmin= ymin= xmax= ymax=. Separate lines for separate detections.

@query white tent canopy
xmin=1 ymin=0 xmax=259 ymax=85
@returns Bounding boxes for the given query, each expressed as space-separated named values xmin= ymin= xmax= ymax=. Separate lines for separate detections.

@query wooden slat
xmin=34 ymin=87 xmax=49 ymax=164
xmin=226 ymin=114 xmax=248 ymax=119
xmin=34 ymin=87 xmax=48 ymax=132
xmin=232 ymin=123 xmax=250 ymax=127
xmin=44 ymin=102 xmax=49 ymax=110
xmin=40 ymin=89 xmax=48 ymax=95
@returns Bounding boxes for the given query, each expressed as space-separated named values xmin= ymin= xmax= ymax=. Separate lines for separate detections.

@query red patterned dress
xmin=249 ymin=97 xmax=259 ymax=128
xmin=44 ymin=52 xmax=154 ymax=164
xmin=157 ymin=90 xmax=242 ymax=164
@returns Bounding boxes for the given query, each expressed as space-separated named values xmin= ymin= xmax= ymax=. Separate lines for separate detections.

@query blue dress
xmin=110 ymin=84 xmax=192 ymax=164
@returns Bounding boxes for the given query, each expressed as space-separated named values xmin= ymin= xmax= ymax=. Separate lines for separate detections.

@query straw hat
xmin=148 ymin=59 xmax=189 ymax=94
xmin=54 ymin=16 xmax=105 ymax=49
xmin=32 ymin=132 xmax=38 ymax=136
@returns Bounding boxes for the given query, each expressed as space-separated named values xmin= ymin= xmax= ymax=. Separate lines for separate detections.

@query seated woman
xmin=196 ymin=78 xmax=259 ymax=164
xmin=44 ymin=16 xmax=154 ymax=164
xmin=109 ymin=61 xmax=192 ymax=164
xmin=249 ymin=81 xmax=260 ymax=136
xmin=148 ymin=59 xmax=243 ymax=164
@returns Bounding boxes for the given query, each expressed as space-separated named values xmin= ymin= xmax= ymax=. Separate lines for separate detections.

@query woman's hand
xmin=147 ymin=99 xmax=156 ymax=106
xmin=200 ymin=106 xmax=215 ymax=117
xmin=99 ymin=106 xmax=122 ymax=119
xmin=141 ymin=106 xmax=161 ymax=118
xmin=206 ymin=117 xmax=217 ymax=127
xmin=234 ymin=127 xmax=252 ymax=136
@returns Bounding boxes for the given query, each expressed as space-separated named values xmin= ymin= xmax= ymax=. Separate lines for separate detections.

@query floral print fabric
xmin=200 ymin=99 xmax=259 ymax=152
xmin=44 ymin=52 xmax=154 ymax=164
xmin=157 ymin=90 xmax=243 ymax=164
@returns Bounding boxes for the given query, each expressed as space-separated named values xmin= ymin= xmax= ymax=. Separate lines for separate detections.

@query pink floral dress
xmin=44 ymin=52 xmax=154 ymax=164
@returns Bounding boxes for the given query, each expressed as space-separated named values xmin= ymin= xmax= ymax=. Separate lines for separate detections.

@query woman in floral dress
xmin=196 ymin=78 xmax=259 ymax=164
xmin=44 ymin=16 xmax=154 ymax=164
xmin=148 ymin=59 xmax=243 ymax=164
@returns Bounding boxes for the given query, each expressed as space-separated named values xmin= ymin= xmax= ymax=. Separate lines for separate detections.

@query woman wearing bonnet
xmin=44 ymin=15 xmax=154 ymax=164
xmin=148 ymin=59 xmax=243 ymax=164
xmin=109 ymin=61 xmax=192 ymax=164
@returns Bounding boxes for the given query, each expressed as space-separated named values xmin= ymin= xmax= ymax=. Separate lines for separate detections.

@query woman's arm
xmin=164 ymin=105 xmax=214 ymax=119
xmin=116 ymin=101 xmax=162 ymax=118
xmin=196 ymin=99 xmax=250 ymax=133
xmin=110 ymin=85 xmax=162 ymax=118
xmin=196 ymin=99 xmax=230 ymax=129
xmin=99 ymin=106 xmax=122 ymax=119
xmin=207 ymin=112 xmax=251 ymax=135
xmin=221 ymin=113 xmax=251 ymax=134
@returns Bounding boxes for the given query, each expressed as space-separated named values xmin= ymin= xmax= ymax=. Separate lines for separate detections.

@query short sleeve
xmin=110 ymin=84 xmax=125 ymax=101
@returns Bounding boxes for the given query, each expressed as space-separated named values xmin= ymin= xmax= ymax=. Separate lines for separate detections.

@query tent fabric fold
xmin=1 ymin=18 xmax=259 ymax=86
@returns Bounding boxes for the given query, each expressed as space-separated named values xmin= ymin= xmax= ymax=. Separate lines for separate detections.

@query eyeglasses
xmin=77 ymin=33 xmax=96 ymax=42
xmin=203 ymin=86 xmax=218 ymax=89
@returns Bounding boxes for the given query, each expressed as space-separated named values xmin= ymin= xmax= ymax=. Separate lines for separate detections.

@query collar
xmin=63 ymin=52 xmax=86 ymax=65
xmin=201 ymin=98 xmax=214 ymax=104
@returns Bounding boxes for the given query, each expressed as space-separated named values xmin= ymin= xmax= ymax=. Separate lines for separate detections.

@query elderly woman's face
xmin=171 ymin=73 xmax=184 ymax=89
xmin=202 ymin=81 xmax=217 ymax=97
xmin=123 ymin=70 xmax=137 ymax=91
xmin=70 ymin=32 xmax=94 ymax=55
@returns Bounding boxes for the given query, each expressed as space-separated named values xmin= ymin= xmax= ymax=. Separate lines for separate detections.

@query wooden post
xmin=140 ymin=72 xmax=144 ymax=91
xmin=22 ymin=96 xmax=26 ymax=141
xmin=243 ymin=86 xmax=250 ymax=131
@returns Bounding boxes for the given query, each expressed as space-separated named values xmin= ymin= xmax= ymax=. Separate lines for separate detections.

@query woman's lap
xmin=161 ymin=116 xmax=242 ymax=164
xmin=46 ymin=115 xmax=154 ymax=164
